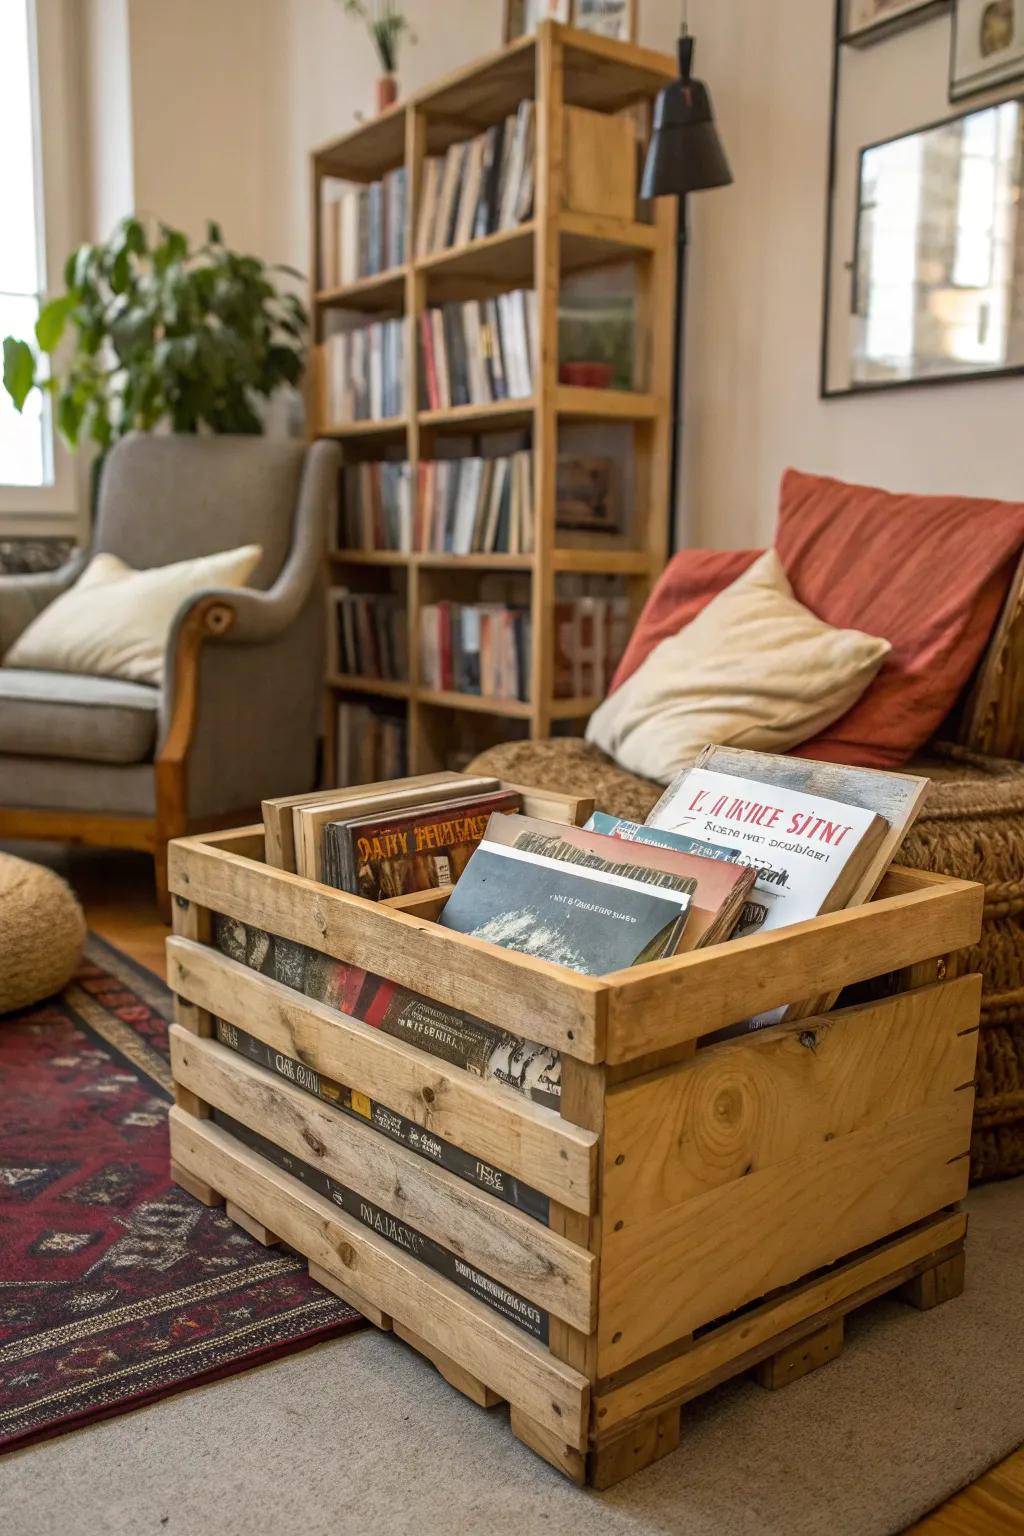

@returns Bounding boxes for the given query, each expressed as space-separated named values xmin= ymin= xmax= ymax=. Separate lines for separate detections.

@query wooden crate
xmin=167 ymin=805 xmax=983 ymax=1489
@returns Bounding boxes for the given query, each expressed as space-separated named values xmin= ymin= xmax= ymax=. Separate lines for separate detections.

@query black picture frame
xmin=949 ymin=0 xmax=1024 ymax=101
xmin=820 ymin=0 xmax=1024 ymax=397
xmin=841 ymin=0 xmax=950 ymax=49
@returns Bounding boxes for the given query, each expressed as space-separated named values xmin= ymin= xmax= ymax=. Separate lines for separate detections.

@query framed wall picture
xmin=504 ymin=0 xmax=570 ymax=43
xmin=572 ymin=0 xmax=637 ymax=42
xmin=844 ymin=0 xmax=949 ymax=44
xmin=951 ymin=0 xmax=1024 ymax=98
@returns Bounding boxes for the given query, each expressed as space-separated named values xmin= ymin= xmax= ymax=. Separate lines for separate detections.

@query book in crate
xmin=416 ymin=101 xmax=536 ymax=257
xmin=321 ymin=168 xmax=408 ymax=288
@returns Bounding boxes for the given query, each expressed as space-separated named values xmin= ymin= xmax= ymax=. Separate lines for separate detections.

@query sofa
xmin=471 ymin=474 xmax=1024 ymax=1184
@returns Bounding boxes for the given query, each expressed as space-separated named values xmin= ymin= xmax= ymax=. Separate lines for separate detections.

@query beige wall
xmin=76 ymin=0 xmax=1024 ymax=550
xmin=682 ymin=0 xmax=1024 ymax=547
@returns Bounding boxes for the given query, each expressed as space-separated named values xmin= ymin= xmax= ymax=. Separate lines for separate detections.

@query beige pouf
xmin=0 ymin=853 xmax=86 ymax=1013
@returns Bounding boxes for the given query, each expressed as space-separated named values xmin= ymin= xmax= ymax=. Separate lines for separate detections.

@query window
xmin=0 ymin=0 xmax=49 ymax=489
xmin=0 ymin=0 xmax=76 ymax=525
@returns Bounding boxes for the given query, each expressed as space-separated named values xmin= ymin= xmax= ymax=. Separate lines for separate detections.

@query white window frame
xmin=0 ymin=0 xmax=80 ymax=533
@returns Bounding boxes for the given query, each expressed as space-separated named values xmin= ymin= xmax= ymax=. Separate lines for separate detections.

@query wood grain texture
xmin=167 ymin=836 xmax=606 ymax=1060
xmin=592 ymin=1211 xmax=967 ymax=1437
xmin=166 ymin=935 xmax=597 ymax=1213
xmin=510 ymin=1406 xmax=586 ymax=1485
xmin=911 ymin=1446 xmax=1024 ymax=1534
xmin=170 ymin=1026 xmax=596 ymax=1331
xmin=308 ymin=1260 xmax=393 ymax=1329
xmin=597 ymin=1101 xmax=973 ymax=1374
xmin=589 ymin=1407 xmax=680 ymax=1490
xmin=169 ymin=1108 xmax=590 ymax=1446
xmin=602 ymin=873 xmax=984 ymax=1062
xmin=603 ymin=978 xmax=980 ymax=1218
xmin=394 ymin=1321 xmax=503 ymax=1407
xmin=224 ymin=1199 xmax=281 ymax=1247
xmin=753 ymin=1317 xmax=844 ymax=1391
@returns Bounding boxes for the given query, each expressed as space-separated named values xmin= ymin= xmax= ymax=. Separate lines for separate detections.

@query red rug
xmin=0 ymin=934 xmax=363 ymax=1453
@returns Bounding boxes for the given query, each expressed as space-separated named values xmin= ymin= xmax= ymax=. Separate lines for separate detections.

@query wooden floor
xmin=10 ymin=841 xmax=1024 ymax=1533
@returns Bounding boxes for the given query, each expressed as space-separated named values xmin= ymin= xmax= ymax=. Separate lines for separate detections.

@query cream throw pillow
xmin=4 ymin=545 xmax=262 ymax=688
xmin=586 ymin=549 xmax=891 ymax=784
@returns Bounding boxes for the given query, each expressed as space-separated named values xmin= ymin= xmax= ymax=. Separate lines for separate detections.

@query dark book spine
xmin=443 ymin=304 xmax=470 ymax=407
xmin=214 ymin=1018 xmax=550 ymax=1223
xmin=213 ymin=1108 xmax=550 ymax=1342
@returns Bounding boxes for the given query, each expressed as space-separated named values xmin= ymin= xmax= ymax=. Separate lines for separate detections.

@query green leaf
xmin=57 ymin=391 xmax=83 ymax=447
xmin=35 ymin=295 xmax=75 ymax=353
xmin=2 ymin=337 xmax=36 ymax=411
xmin=110 ymin=247 xmax=132 ymax=295
xmin=123 ymin=217 xmax=147 ymax=255
xmin=206 ymin=219 xmax=223 ymax=245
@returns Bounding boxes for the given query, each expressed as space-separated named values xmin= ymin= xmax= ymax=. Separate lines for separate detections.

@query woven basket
xmin=470 ymin=736 xmax=1024 ymax=1183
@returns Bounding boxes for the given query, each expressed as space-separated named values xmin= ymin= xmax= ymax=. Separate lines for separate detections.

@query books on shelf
xmin=335 ymin=701 xmax=407 ymax=788
xmin=337 ymin=461 xmax=413 ymax=553
xmin=415 ymin=102 xmax=536 ymax=259
xmin=420 ymin=601 xmax=532 ymax=702
xmin=418 ymin=451 xmax=534 ymax=555
xmin=319 ymin=319 xmax=405 ymax=424
xmin=320 ymin=169 xmax=408 ymax=289
xmin=419 ymin=290 xmax=536 ymax=410
xmin=329 ymin=590 xmax=407 ymax=682
xmin=213 ymin=912 xmax=561 ymax=1111
xmin=439 ymin=811 xmax=720 ymax=975
xmin=553 ymin=593 xmax=630 ymax=700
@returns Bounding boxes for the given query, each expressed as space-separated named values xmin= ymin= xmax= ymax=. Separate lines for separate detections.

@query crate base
xmin=176 ymin=1149 xmax=967 ymax=1490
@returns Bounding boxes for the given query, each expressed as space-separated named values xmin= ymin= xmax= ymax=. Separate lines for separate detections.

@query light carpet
xmin=3 ymin=1180 xmax=1022 ymax=1536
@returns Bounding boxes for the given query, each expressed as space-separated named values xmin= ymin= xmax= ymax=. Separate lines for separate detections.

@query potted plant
xmin=2 ymin=217 xmax=308 ymax=472
xmin=339 ymin=1 xmax=415 ymax=112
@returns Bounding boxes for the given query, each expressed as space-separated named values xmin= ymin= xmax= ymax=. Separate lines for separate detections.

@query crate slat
xmin=601 ymin=873 xmax=985 ymax=1062
xmin=592 ymin=1209 xmax=967 ymax=1437
xmin=603 ymin=976 xmax=980 ymax=1217
xmin=169 ymin=1108 xmax=590 ymax=1446
xmin=171 ymin=1027 xmax=597 ymax=1331
xmin=597 ymin=1097 xmax=972 ymax=1374
xmin=168 ymin=838 xmax=605 ymax=1060
xmin=166 ymin=936 xmax=597 ymax=1214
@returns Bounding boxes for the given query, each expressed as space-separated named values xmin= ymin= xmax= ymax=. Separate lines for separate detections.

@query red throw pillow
xmin=609 ymin=548 xmax=762 ymax=692
xmin=776 ymin=469 xmax=1024 ymax=768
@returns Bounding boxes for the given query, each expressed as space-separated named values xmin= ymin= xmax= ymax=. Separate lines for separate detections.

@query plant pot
xmin=376 ymin=75 xmax=398 ymax=113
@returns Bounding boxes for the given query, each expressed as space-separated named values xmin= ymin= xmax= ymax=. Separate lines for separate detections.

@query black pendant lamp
xmin=641 ymin=17 xmax=732 ymax=554
xmin=642 ymin=33 xmax=733 ymax=199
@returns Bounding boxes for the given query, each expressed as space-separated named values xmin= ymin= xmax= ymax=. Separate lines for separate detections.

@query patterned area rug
xmin=0 ymin=934 xmax=363 ymax=1453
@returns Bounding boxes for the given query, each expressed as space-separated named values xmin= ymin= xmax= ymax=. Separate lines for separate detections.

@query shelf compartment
xmin=551 ymin=548 xmax=653 ymax=574
xmin=319 ymin=416 xmax=408 ymax=441
xmin=556 ymin=386 xmax=659 ymax=421
xmin=417 ymin=688 xmax=533 ymax=719
xmin=316 ymin=267 xmax=408 ymax=314
xmin=327 ymin=674 xmax=411 ymax=700
xmin=419 ymin=398 xmax=535 ymax=431
xmin=548 ymin=696 xmax=601 ymax=721
xmin=417 ymin=224 xmax=536 ymax=286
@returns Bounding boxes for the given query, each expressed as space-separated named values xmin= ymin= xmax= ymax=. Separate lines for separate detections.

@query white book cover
xmin=648 ymin=766 xmax=882 ymax=940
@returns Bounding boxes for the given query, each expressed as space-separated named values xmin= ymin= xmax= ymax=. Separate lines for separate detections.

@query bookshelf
xmin=310 ymin=21 xmax=677 ymax=780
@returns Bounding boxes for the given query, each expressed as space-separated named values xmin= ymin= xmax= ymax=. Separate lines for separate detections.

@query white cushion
xmin=4 ymin=545 xmax=262 ymax=687
xmin=586 ymin=549 xmax=891 ymax=784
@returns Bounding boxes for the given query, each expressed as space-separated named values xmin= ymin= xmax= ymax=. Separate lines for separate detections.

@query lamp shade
xmin=641 ymin=35 xmax=733 ymax=199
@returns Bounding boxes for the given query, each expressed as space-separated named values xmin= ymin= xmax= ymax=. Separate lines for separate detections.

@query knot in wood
xmin=798 ymin=1030 xmax=818 ymax=1053
xmin=421 ymin=1086 xmax=435 ymax=1105
xmin=302 ymin=1127 xmax=326 ymax=1157
xmin=336 ymin=1242 xmax=355 ymax=1268
xmin=713 ymin=1086 xmax=742 ymax=1127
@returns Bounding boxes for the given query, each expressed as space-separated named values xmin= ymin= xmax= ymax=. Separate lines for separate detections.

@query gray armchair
xmin=0 ymin=432 xmax=339 ymax=909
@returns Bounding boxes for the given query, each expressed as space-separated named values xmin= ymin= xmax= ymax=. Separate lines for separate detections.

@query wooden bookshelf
xmin=310 ymin=21 xmax=677 ymax=780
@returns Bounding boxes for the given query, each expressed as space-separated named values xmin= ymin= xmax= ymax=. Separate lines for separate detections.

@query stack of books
xmin=418 ymin=452 xmax=534 ymax=555
xmin=337 ymin=461 xmax=413 ymax=552
xmin=320 ymin=170 xmax=408 ymax=288
xmin=419 ymin=291 xmax=536 ymax=410
xmin=415 ymin=102 xmax=536 ymax=258
xmin=320 ymin=320 xmax=405 ymax=424
xmin=334 ymin=702 xmax=406 ymax=785
xmin=420 ymin=601 xmax=532 ymax=702
xmin=329 ymin=591 xmax=408 ymax=682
